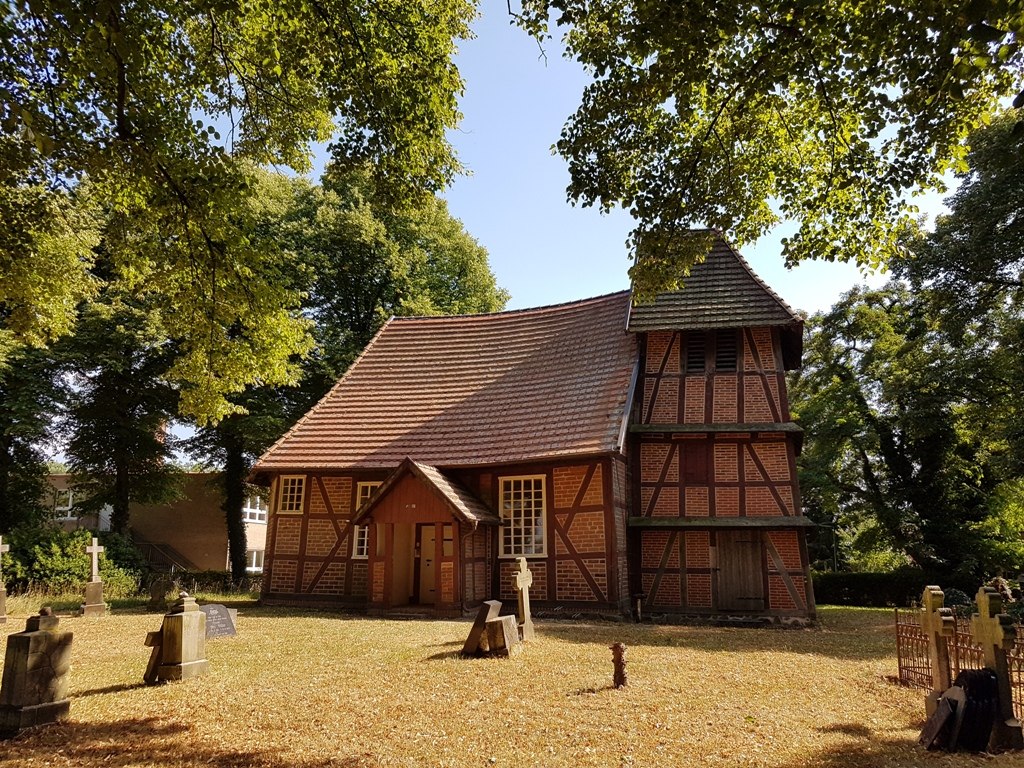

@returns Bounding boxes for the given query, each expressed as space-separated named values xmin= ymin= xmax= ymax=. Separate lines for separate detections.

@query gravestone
xmin=0 ymin=536 xmax=9 ymax=625
xmin=919 ymin=687 xmax=967 ymax=750
xmin=199 ymin=604 xmax=237 ymax=638
xmin=970 ymin=585 xmax=1024 ymax=751
xmin=462 ymin=600 xmax=501 ymax=656
xmin=484 ymin=615 xmax=521 ymax=658
xmin=143 ymin=592 xmax=208 ymax=685
xmin=921 ymin=585 xmax=955 ymax=715
xmin=80 ymin=537 xmax=106 ymax=617
xmin=0 ymin=608 xmax=73 ymax=736
xmin=147 ymin=576 xmax=176 ymax=612
xmin=515 ymin=557 xmax=535 ymax=641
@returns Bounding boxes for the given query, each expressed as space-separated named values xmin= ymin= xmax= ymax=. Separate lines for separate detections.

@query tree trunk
xmin=111 ymin=460 xmax=131 ymax=533
xmin=0 ymin=435 xmax=11 ymax=533
xmin=222 ymin=429 xmax=248 ymax=585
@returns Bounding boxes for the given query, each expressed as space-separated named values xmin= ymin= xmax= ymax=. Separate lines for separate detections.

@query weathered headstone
xmin=921 ymin=585 xmax=955 ymax=715
xmin=462 ymin=600 xmax=501 ymax=656
xmin=143 ymin=591 xmax=208 ymax=685
xmin=920 ymin=688 xmax=959 ymax=750
xmin=970 ymin=585 xmax=1024 ymax=751
xmin=0 ymin=536 xmax=9 ymax=625
xmin=80 ymin=537 xmax=106 ymax=617
xmin=147 ymin=576 xmax=176 ymax=612
xmin=515 ymin=557 xmax=535 ymax=641
xmin=199 ymin=603 xmax=237 ymax=638
xmin=484 ymin=615 xmax=521 ymax=658
xmin=0 ymin=608 xmax=73 ymax=737
xmin=611 ymin=642 xmax=628 ymax=688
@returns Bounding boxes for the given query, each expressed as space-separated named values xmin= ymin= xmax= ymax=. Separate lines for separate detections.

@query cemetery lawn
xmin=0 ymin=604 xmax=1015 ymax=767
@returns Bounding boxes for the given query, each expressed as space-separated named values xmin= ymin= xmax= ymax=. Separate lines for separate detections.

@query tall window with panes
xmin=353 ymin=482 xmax=380 ymax=558
xmin=499 ymin=476 xmax=546 ymax=557
xmin=277 ymin=476 xmax=305 ymax=514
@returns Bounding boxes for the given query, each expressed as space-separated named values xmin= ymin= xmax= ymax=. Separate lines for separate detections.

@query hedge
xmin=812 ymin=568 xmax=982 ymax=608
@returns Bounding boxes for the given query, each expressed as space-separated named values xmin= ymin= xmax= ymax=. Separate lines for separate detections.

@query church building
xmin=250 ymin=236 xmax=815 ymax=622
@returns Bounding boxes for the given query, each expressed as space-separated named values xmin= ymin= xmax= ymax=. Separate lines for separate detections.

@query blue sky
xmin=306 ymin=5 xmax=957 ymax=316
xmin=439 ymin=5 xmax=908 ymax=315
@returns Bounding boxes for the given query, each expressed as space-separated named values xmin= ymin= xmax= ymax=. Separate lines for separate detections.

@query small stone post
xmin=146 ymin=591 xmax=208 ymax=684
xmin=81 ymin=537 xmax=106 ymax=617
xmin=611 ymin=642 xmax=628 ymax=688
xmin=0 ymin=536 xmax=9 ymax=625
xmin=515 ymin=557 xmax=535 ymax=641
xmin=0 ymin=608 xmax=73 ymax=736
xmin=970 ymin=586 xmax=1024 ymax=751
xmin=921 ymin=585 xmax=955 ymax=715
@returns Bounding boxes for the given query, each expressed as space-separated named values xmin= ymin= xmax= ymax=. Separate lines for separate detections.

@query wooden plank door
xmin=716 ymin=530 xmax=764 ymax=611
xmin=416 ymin=524 xmax=437 ymax=605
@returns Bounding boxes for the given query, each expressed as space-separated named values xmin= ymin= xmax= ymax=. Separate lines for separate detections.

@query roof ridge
xmin=389 ymin=289 xmax=631 ymax=322
xmin=720 ymin=238 xmax=801 ymax=323
xmin=251 ymin=316 xmax=397 ymax=470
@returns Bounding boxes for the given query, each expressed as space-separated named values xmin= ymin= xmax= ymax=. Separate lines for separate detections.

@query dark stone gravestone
xmin=200 ymin=604 xmax=237 ymax=639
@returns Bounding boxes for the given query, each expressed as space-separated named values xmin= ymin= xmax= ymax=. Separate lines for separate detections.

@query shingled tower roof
xmin=252 ymin=292 xmax=636 ymax=474
xmin=626 ymin=234 xmax=803 ymax=367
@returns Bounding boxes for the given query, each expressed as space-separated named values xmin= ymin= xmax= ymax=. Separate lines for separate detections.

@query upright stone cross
xmin=515 ymin=557 xmax=535 ymax=641
xmin=921 ymin=585 xmax=954 ymax=715
xmin=86 ymin=538 xmax=104 ymax=583
xmin=970 ymin=585 xmax=1024 ymax=751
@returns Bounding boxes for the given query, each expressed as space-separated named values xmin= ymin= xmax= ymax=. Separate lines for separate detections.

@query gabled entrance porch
xmin=353 ymin=458 xmax=498 ymax=616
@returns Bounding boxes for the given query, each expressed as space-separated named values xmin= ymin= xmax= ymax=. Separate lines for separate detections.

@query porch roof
xmin=353 ymin=458 xmax=500 ymax=527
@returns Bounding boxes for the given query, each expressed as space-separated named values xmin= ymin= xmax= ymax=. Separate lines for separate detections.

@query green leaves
xmin=516 ymin=0 xmax=1024 ymax=287
xmin=0 ymin=0 xmax=475 ymax=422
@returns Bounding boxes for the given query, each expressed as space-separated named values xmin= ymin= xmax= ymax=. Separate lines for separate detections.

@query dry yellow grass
xmin=0 ymin=603 xmax=1015 ymax=767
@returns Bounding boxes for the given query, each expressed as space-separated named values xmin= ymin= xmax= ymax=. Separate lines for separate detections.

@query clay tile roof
xmin=627 ymin=234 xmax=803 ymax=332
xmin=354 ymin=458 xmax=499 ymax=526
xmin=253 ymin=291 xmax=637 ymax=472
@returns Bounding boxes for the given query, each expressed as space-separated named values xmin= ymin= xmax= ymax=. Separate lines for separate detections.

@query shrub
xmin=811 ymin=568 xmax=978 ymax=607
xmin=3 ymin=525 xmax=145 ymax=597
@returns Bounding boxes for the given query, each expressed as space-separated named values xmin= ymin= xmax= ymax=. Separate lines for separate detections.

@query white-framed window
xmin=246 ymin=549 xmax=264 ymax=572
xmin=352 ymin=481 xmax=381 ymax=559
xmin=499 ymin=475 xmax=546 ymax=557
xmin=242 ymin=494 xmax=268 ymax=523
xmin=277 ymin=476 xmax=306 ymax=514
xmin=53 ymin=488 xmax=75 ymax=519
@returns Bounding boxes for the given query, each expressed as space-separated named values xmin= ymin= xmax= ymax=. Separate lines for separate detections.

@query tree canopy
xmin=791 ymin=114 xmax=1024 ymax=578
xmin=515 ymin=1 xmax=1024 ymax=296
xmin=188 ymin=166 xmax=508 ymax=580
xmin=1 ymin=0 xmax=475 ymax=422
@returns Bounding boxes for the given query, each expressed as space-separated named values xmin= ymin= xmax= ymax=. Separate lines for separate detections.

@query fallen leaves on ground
xmin=0 ymin=604 xmax=1013 ymax=767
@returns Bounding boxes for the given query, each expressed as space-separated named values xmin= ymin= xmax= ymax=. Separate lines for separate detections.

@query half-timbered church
xmin=251 ymin=236 xmax=816 ymax=622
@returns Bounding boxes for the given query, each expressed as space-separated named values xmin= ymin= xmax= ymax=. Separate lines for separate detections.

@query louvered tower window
xmin=715 ymin=329 xmax=738 ymax=371
xmin=684 ymin=332 xmax=706 ymax=373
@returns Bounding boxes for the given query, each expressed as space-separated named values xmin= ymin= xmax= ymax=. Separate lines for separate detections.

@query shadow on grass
xmin=772 ymin=733 xmax=936 ymax=768
xmin=535 ymin=609 xmax=896 ymax=661
xmin=0 ymin=717 xmax=381 ymax=767
xmin=70 ymin=682 xmax=148 ymax=699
